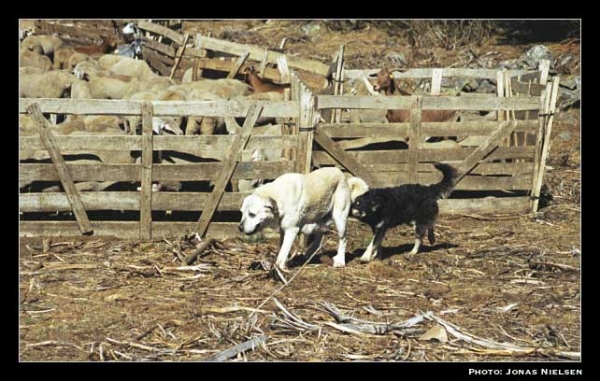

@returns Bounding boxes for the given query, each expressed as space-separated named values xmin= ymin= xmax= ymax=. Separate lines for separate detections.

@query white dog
xmin=238 ymin=167 xmax=369 ymax=270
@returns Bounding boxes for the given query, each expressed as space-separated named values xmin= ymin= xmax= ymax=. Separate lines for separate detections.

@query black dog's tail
xmin=429 ymin=162 xmax=458 ymax=199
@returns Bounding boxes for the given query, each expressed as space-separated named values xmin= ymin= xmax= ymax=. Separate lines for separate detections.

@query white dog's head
xmin=238 ymin=194 xmax=276 ymax=235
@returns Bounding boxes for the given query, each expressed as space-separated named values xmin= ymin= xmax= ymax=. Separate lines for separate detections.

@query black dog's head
xmin=351 ymin=192 xmax=384 ymax=222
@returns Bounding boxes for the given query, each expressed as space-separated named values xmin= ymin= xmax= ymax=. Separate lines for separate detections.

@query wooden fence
xmin=20 ymin=21 xmax=560 ymax=239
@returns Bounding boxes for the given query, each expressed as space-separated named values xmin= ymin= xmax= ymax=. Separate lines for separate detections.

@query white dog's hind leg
xmin=331 ymin=209 xmax=349 ymax=268
xmin=275 ymin=227 xmax=299 ymax=270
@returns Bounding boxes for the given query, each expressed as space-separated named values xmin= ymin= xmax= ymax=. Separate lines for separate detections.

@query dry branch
xmin=204 ymin=335 xmax=267 ymax=362
xmin=184 ymin=238 xmax=216 ymax=265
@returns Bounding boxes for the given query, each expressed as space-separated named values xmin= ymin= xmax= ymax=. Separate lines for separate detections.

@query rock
xmin=475 ymin=79 xmax=497 ymax=94
xmin=521 ymin=45 xmax=555 ymax=69
xmin=559 ymin=76 xmax=580 ymax=90
xmin=302 ymin=21 xmax=322 ymax=36
xmin=555 ymin=110 xmax=579 ymax=126
xmin=386 ymin=52 xmax=407 ymax=67
xmin=557 ymin=87 xmax=580 ymax=110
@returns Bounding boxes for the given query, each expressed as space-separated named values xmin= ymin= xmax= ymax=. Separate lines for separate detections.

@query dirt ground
xmin=18 ymin=20 xmax=581 ymax=362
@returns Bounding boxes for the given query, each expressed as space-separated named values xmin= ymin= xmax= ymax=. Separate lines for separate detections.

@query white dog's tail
xmin=347 ymin=176 xmax=369 ymax=202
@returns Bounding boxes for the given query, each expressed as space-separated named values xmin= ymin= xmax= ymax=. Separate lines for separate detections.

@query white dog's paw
xmin=332 ymin=256 xmax=346 ymax=268
xmin=359 ymin=253 xmax=372 ymax=263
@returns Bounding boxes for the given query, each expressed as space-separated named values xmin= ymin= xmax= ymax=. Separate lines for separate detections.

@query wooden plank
xmin=143 ymin=38 xmax=176 ymax=57
xmin=137 ymin=20 xmax=185 ymax=45
xmin=438 ymin=197 xmax=530 ymax=214
xmin=345 ymin=68 xmax=533 ymax=81
xmin=313 ymin=129 xmax=382 ymax=188
xmin=21 ymin=134 xmax=297 ymax=152
xmin=316 ymin=95 xmax=541 ymax=111
xmin=20 ymin=161 xmax=294 ymax=184
xmin=143 ymin=48 xmax=171 ymax=77
xmin=531 ymin=77 xmax=560 ymax=212
xmin=19 ymin=99 xmax=299 ymax=118
xmin=407 ymin=96 xmax=422 ymax=183
xmin=312 ymin=146 xmax=535 ymax=166
xmin=538 ymin=59 xmax=550 ymax=85
xmin=27 ymin=103 xmax=93 ymax=235
xmin=170 ymin=33 xmax=190 ymax=79
xmin=20 ymin=221 xmax=277 ymax=240
xmin=139 ymin=102 xmax=153 ymax=240
xmin=296 ymin=80 xmax=315 ymax=174
xmin=18 ymin=197 xmax=531 ymax=239
xmin=367 ymin=162 xmax=535 ymax=177
xmin=227 ymin=52 xmax=250 ymax=79
xmin=331 ymin=45 xmax=345 ymax=123
xmin=259 ymin=48 xmax=269 ymax=75
xmin=193 ymin=35 xmax=330 ymax=76
xmin=195 ymin=104 xmax=263 ymax=237
xmin=377 ymin=172 xmax=533 ymax=190
xmin=431 ymin=69 xmax=443 ymax=96
xmin=319 ymin=120 xmax=538 ymax=138
xmin=277 ymin=55 xmax=291 ymax=83
xmin=20 ymin=192 xmax=250 ymax=212
xmin=455 ymin=121 xmax=518 ymax=181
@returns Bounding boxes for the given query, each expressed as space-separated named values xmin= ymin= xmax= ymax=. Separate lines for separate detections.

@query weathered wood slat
xmin=319 ymin=121 xmax=538 ymax=138
xmin=312 ymin=146 xmax=535 ymax=165
xmin=20 ymin=192 xmax=249 ymax=212
xmin=139 ymin=102 xmax=153 ymax=239
xmin=170 ymin=32 xmax=190 ymax=79
xmin=19 ymin=221 xmax=271 ymax=240
xmin=296 ymin=79 xmax=315 ymax=174
xmin=27 ymin=103 xmax=93 ymax=235
xmin=190 ymin=58 xmax=326 ymax=89
xmin=313 ymin=128 xmax=382 ymax=188
xmin=19 ymin=99 xmax=299 ymax=118
xmin=316 ymin=95 xmax=541 ymax=111
xmin=227 ymin=52 xmax=250 ymax=79
xmin=142 ymin=38 xmax=176 ymax=57
xmin=377 ymin=172 xmax=533 ymax=190
xmin=20 ymin=135 xmax=298 ymax=152
xmin=195 ymin=104 xmax=263 ymax=237
xmin=192 ymin=35 xmax=330 ymax=76
xmin=137 ymin=20 xmax=185 ymax=45
xmin=143 ymin=48 xmax=171 ymax=76
xmin=407 ymin=96 xmax=422 ymax=183
xmin=345 ymin=68 xmax=533 ymax=80
xmin=366 ymin=162 xmax=535 ymax=176
xmin=20 ymin=161 xmax=295 ymax=184
xmin=438 ymin=197 xmax=530 ymax=214
xmin=455 ymin=121 xmax=518 ymax=181
xmin=19 ymin=197 xmax=531 ymax=238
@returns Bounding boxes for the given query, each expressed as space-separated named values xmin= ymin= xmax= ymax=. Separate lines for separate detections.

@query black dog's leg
xmin=410 ymin=224 xmax=428 ymax=255
xmin=427 ymin=225 xmax=435 ymax=245
xmin=360 ymin=225 xmax=387 ymax=263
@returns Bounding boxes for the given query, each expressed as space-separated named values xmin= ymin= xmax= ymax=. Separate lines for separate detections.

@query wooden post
xmin=331 ymin=45 xmax=345 ymax=123
xmin=193 ymin=33 xmax=209 ymax=80
xmin=139 ymin=102 xmax=154 ymax=240
xmin=277 ymin=55 xmax=291 ymax=84
xmin=227 ymin=52 xmax=250 ymax=79
xmin=496 ymin=70 xmax=505 ymax=122
xmin=531 ymin=77 xmax=560 ymax=213
xmin=169 ymin=32 xmax=190 ymax=79
xmin=431 ymin=68 xmax=443 ymax=96
xmin=407 ymin=96 xmax=423 ymax=183
xmin=279 ymin=37 xmax=287 ymax=50
xmin=295 ymin=80 xmax=315 ymax=174
xmin=26 ymin=103 xmax=93 ymax=235
xmin=538 ymin=59 xmax=550 ymax=85
xmin=195 ymin=104 xmax=264 ymax=238
xmin=289 ymin=73 xmax=301 ymax=164
xmin=259 ymin=48 xmax=269 ymax=75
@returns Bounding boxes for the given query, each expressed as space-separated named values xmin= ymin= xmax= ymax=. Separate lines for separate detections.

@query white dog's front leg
xmin=332 ymin=236 xmax=348 ymax=268
xmin=275 ymin=227 xmax=299 ymax=270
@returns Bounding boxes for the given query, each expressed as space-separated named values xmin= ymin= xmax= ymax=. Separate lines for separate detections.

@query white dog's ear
xmin=264 ymin=197 xmax=276 ymax=213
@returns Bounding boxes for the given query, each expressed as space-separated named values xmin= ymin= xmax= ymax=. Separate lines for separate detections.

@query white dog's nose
xmin=237 ymin=223 xmax=244 ymax=232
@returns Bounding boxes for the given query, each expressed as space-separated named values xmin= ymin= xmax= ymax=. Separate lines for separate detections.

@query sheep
xmin=169 ymin=78 xmax=252 ymax=99
xmin=19 ymin=49 xmax=52 ymax=71
xmin=98 ymin=54 xmax=129 ymax=70
xmin=124 ymin=89 xmax=187 ymax=133
xmin=243 ymin=66 xmax=290 ymax=94
xmin=21 ymin=35 xmax=64 ymax=60
xmin=19 ymin=69 xmax=78 ymax=98
xmin=107 ymin=56 xmax=157 ymax=80
xmin=72 ymin=60 xmax=101 ymax=79
xmin=68 ymin=53 xmax=94 ymax=72
xmin=184 ymin=90 xmax=227 ymax=135
xmin=52 ymin=47 xmax=77 ymax=70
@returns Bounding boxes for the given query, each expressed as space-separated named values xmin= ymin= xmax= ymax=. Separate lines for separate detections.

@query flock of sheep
xmin=19 ymin=24 xmax=301 ymax=194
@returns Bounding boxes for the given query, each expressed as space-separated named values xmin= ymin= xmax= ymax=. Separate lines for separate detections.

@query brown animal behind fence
xmin=243 ymin=66 xmax=291 ymax=94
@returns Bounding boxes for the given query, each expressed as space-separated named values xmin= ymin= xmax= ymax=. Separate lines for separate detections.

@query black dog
xmin=351 ymin=163 xmax=458 ymax=263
